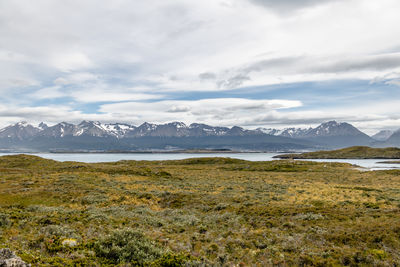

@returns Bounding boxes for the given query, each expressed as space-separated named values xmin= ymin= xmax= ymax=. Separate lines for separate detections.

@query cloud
xmin=167 ymin=105 xmax=191 ymax=113
xmin=386 ymin=80 xmax=400 ymax=86
xmin=73 ymin=91 xmax=164 ymax=103
xmin=311 ymin=53 xmax=400 ymax=73
xmin=99 ymin=98 xmax=302 ymax=125
xmin=207 ymin=53 xmax=400 ymax=89
xmin=1 ymin=0 xmax=400 ymax=94
xmin=248 ymin=0 xmax=341 ymax=14
xmin=1 ymin=0 xmax=400 ymax=133
xmin=199 ymin=72 xmax=216 ymax=81
xmin=51 ymin=52 xmax=93 ymax=72
xmin=29 ymin=86 xmax=67 ymax=100
xmin=370 ymin=72 xmax=400 ymax=87
xmin=54 ymin=72 xmax=98 ymax=85
xmin=245 ymin=53 xmax=400 ymax=76
xmin=217 ymin=74 xmax=251 ymax=89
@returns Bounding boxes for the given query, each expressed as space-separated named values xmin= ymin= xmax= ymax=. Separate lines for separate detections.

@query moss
xmin=369 ymin=249 xmax=388 ymax=260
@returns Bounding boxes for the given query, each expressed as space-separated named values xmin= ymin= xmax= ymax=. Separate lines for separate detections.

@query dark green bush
xmin=94 ymin=228 xmax=164 ymax=265
xmin=0 ymin=213 xmax=10 ymax=227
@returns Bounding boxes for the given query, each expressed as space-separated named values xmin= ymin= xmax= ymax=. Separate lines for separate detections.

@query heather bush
xmin=94 ymin=228 xmax=164 ymax=264
xmin=0 ymin=213 xmax=10 ymax=227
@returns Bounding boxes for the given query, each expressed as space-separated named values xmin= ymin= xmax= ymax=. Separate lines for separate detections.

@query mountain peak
xmin=38 ymin=122 xmax=48 ymax=130
xmin=0 ymin=121 xmax=40 ymax=140
xmin=305 ymin=121 xmax=361 ymax=137
xmin=324 ymin=120 xmax=339 ymax=125
xmin=168 ymin=121 xmax=187 ymax=128
xmin=15 ymin=121 xmax=29 ymax=127
xmin=79 ymin=120 xmax=101 ymax=126
xmin=140 ymin=122 xmax=156 ymax=127
xmin=371 ymin=130 xmax=393 ymax=141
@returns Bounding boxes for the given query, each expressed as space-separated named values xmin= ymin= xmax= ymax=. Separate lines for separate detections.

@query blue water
xmin=0 ymin=152 xmax=399 ymax=171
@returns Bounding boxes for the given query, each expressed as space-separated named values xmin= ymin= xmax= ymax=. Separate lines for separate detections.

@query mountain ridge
xmin=0 ymin=120 xmax=396 ymax=152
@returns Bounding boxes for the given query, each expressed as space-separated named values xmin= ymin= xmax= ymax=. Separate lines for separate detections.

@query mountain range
xmin=0 ymin=120 xmax=398 ymax=152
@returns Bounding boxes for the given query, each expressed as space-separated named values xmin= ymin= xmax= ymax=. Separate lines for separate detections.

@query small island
xmin=274 ymin=146 xmax=400 ymax=159
xmin=377 ymin=160 xmax=400 ymax=164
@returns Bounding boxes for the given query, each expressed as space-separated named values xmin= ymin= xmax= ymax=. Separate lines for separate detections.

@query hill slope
xmin=275 ymin=146 xmax=400 ymax=159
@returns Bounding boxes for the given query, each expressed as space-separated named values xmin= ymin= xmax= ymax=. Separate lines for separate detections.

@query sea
xmin=1 ymin=152 xmax=400 ymax=171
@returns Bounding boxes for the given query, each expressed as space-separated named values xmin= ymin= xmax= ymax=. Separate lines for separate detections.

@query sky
xmin=1 ymin=0 xmax=400 ymax=134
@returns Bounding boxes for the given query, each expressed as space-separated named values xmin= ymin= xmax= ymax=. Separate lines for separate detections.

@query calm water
xmin=0 ymin=152 xmax=399 ymax=171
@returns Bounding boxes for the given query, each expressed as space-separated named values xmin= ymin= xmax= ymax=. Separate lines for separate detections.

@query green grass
xmin=275 ymin=146 xmax=400 ymax=159
xmin=0 ymin=154 xmax=400 ymax=266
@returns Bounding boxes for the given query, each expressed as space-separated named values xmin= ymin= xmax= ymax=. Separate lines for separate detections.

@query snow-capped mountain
xmin=189 ymin=123 xmax=229 ymax=136
xmin=37 ymin=121 xmax=136 ymax=138
xmin=38 ymin=122 xmax=77 ymax=137
xmin=279 ymin=128 xmax=312 ymax=138
xmin=0 ymin=122 xmax=41 ymax=140
xmin=0 ymin=120 xmax=393 ymax=151
xmin=299 ymin=121 xmax=374 ymax=148
xmin=38 ymin=122 xmax=48 ymax=130
xmin=258 ymin=121 xmax=374 ymax=148
xmin=302 ymin=121 xmax=366 ymax=137
xmin=257 ymin=123 xmax=352 ymax=139
xmin=99 ymin=123 xmax=136 ymax=138
xmin=371 ymin=130 xmax=393 ymax=141
xmin=0 ymin=121 xmax=270 ymax=140
xmin=256 ymin=128 xmax=284 ymax=136
xmin=0 ymin=120 xmax=316 ymax=152
xmin=226 ymin=126 xmax=257 ymax=136
xmin=74 ymin=121 xmax=133 ymax=138
xmin=256 ymin=127 xmax=311 ymax=138
xmin=0 ymin=120 xmax=377 ymax=141
xmin=135 ymin=122 xmax=190 ymax=137
xmin=129 ymin=122 xmax=157 ymax=137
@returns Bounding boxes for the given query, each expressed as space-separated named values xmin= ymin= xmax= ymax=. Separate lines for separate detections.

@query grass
xmin=0 ymin=154 xmax=399 ymax=266
xmin=275 ymin=146 xmax=400 ymax=159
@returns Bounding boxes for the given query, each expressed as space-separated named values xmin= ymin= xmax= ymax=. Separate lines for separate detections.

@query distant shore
xmin=274 ymin=146 xmax=400 ymax=159
xmin=48 ymin=149 xmax=280 ymax=154
xmin=0 ymin=149 xmax=300 ymax=154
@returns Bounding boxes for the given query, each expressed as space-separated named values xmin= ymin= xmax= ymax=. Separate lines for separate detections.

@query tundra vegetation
xmin=0 ymin=154 xmax=399 ymax=266
xmin=275 ymin=146 xmax=400 ymax=159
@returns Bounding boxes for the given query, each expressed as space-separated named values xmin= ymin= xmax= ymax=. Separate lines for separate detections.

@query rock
xmin=0 ymin=249 xmax=30 ymax=267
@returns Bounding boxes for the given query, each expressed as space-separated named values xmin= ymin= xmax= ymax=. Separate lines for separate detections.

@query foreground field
xmin=0 ymin=155 xmax=400 ymax=266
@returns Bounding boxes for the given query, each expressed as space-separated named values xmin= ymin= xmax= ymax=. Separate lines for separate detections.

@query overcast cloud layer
xmin=1 ymin=0 xmax=400 ymax=134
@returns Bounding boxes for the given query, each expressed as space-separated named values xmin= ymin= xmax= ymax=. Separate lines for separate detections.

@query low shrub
xmin=94 ymin=228 xmax=164 ymax=265
xmin=0 ymin=213 xmax=10 ymax=227
xmin=81 ymin=193 xmax=109 ymax=205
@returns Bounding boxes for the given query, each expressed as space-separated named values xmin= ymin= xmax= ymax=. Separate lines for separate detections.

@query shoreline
xmin=0 ymin=150 xmax=300 ymax=154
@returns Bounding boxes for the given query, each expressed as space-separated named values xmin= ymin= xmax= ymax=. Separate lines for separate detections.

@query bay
xmin=0 ymin=152 xmax=399 ymax=171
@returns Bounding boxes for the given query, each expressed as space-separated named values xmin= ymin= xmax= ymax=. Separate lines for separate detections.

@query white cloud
xmin=73 ymin=91 xmax=164 ymax=103
xmin=54 ymin=72 xmax=98 ymax=85
xmin=1 ymin=0 xmax=399 ymax=92
xmin=0 ymin=0 xmax=400 ymax=132
xmin=29 ymin=86 xmax=66 ymax=99
xmin=51 ymin=52 xmax=93 ymax=72
xmin=99 ymin=98 xmax=302 ymax=125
